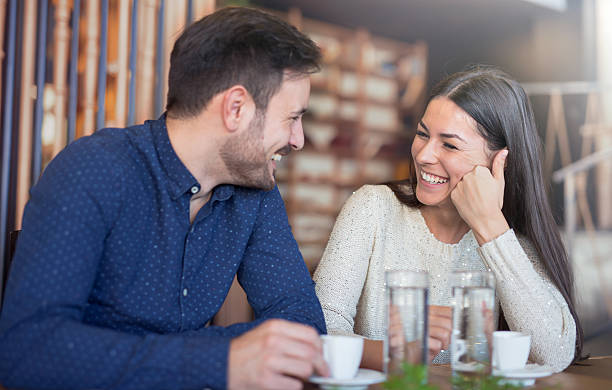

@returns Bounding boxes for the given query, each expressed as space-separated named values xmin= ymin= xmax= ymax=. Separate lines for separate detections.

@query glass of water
xmin=450 ymin=271 xmax=496 ymax=383
xmin=385 ymin=270 xmax=429 ymax=377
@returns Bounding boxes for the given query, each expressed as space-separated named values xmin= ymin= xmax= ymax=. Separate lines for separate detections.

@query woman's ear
xmin=221 ymin=85 xmax=254 ymax=133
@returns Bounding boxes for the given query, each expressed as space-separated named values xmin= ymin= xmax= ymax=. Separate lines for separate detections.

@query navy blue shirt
xmin=0 ymin=117 xmax=326 ymax=390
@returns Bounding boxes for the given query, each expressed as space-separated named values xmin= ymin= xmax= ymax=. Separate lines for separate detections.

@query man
xmin=0 ymin=7 xmax=328 ymax=390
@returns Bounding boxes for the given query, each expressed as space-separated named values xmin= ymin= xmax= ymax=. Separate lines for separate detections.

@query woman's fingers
xmin=429 ymin=305 xmax=452 ymax=351
xmin=429 ymin=326 xmax=451 ymax=350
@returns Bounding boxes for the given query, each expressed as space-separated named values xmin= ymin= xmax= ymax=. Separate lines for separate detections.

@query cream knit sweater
xmin=313 ymin=185 xmax=576 ymax=372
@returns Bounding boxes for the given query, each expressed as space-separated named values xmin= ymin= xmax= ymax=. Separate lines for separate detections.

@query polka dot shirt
xmin=0 ymin=116 xmax=326 ymax=390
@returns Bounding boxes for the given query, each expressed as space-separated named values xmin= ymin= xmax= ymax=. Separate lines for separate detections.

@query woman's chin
xmin=415 ymin=189 xmax=452 ymax=208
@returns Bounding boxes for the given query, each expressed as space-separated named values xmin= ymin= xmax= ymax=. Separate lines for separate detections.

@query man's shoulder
xmin=39 ymin=123 xmax=156 ymax=192
xmin=57 ymin=123 xmax=154 ymax=171
xmin=229 ymin=185 xmax=275 ymax=205
xmin=229 ymin=185 xmax=285 ymax=214
xmin=71 ymin=123 xmax=151 ymax=156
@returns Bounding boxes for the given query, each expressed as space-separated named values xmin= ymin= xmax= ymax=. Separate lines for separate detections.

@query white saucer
xmin=309 ymin=368 xmax=386 ymax=390
xmin=493 ymin=363 xmax=554 ymax=386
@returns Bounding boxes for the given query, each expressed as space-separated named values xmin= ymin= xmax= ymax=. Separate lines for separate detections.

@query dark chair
xmin=1 ymin=230 xmax=20 ymax=308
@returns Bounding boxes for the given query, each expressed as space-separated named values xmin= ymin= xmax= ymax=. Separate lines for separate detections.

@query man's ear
xmin=221 ymin=85 xmax=254 ymax=133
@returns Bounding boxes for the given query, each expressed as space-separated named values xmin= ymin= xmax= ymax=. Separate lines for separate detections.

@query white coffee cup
xmin=493 ymin=331 xmax=531 ymax=371
xmin=321 ymin=334 xmax=364 ymax=380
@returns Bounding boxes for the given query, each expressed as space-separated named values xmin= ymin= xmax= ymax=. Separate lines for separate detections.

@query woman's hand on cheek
xmin=450 ymin=149 xmax=510 ymax=245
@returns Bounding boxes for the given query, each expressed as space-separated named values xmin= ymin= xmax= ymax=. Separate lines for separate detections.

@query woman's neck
xmin=420 ymin=204 xmax=470 ymax=244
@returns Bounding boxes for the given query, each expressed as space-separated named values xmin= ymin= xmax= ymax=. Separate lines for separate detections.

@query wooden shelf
xmin=276 ymin=173 xmax=384 ymax=189
xmin=273 ymin=7 xmax=427 ymax=271
xmin=286 ymin=203 xmax=340 ymax=216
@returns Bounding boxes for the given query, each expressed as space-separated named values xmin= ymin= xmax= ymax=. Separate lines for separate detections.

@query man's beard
xmin=219 ymin=112 xmax=276 ymax=190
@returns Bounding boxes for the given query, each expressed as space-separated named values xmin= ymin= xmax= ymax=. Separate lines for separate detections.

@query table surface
xmin=306 ymin=356 xmax=612 ymax=390
xmin=0 ymin=356 xmax=609 ymax=389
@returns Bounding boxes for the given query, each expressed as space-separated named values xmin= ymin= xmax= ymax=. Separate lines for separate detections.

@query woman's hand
xmin=389 ymin=305 xmax=454 ymax=364
xmin=428 ymin=305 xmax=452 ymax=362
xmin=451 ymin=149 xmax=510 ymax=245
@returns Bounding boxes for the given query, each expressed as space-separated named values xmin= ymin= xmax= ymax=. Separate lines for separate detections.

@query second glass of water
xmin=385 ymin=270 xmax=429 ymax=377
xmin=451 ymin=271 xmax=496 ymax=382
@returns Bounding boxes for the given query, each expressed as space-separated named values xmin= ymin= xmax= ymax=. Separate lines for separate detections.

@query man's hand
xmin=428 ymin=305 xmax=452 ymax=362
xmin=451 ymin=149 xmax=510 ymax=245
xmin=227 ymin=319 xmax=329 ymax=390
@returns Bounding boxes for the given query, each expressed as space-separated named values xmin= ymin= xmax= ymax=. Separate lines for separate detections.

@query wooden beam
xmin=193 ymin=0 xmax=215 ymax=19
xmin=114 ymin=0 xmax=130 ymax=127
xmin=543 ymin=90 xmax=572 ymax=181
xmin=15 ymin=0 xmax=37 ymax=229
xmin=51 ymin=0 xmax=71 ymax=157
xmin=135 ymin=0 xmax=157 ymax=123
xmin=162 ymin=0 xmax=186 ymax=116
xmin=553 ymin=148 xmax=612 ymax=182
xmin=82 ymin=0 xmax=100 ymax=136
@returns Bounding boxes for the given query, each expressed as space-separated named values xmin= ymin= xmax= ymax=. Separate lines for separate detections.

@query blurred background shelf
xmin=269 ymin=8 xmax=428 ymax=271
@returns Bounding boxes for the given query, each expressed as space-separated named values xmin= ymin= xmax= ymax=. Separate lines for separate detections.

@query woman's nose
xmin=414 ymin=140 xmax=438 ymax=165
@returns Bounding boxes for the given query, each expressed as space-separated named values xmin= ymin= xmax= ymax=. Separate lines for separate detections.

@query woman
xmin=313 ymin=66 xmax=582 ymax=373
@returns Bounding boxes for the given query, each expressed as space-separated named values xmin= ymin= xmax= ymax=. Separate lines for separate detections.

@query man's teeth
xmin=271 ymin=154 xmax=282 ymax=161
xmin=421 ymin=171 xmax=448 ymax=184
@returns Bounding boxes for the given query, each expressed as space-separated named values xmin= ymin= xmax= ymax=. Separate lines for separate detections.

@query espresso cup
xmin=492 ymin=331 xmax=531 ymax=371
xmin=321 ymin=334 xmax=364 ymax=380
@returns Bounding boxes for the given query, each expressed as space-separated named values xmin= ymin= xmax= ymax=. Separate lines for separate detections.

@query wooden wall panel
xmin=193 ymin=0 xmax=215 ymax=19
xmin=82 ymin=0 xmax=100 ymax=136
xmin=135 ymin=0 xmax=158 ymax=124
xmin=51 ymin=0 xmax=71 ymax=157
xmin=15 ymin=0 xmax=38 ymax=228
xmin=162 ymin=0 xmax=187 ymax=114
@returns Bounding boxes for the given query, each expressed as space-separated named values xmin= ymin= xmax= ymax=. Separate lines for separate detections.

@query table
xmin=306 ymin=356 xmax=612 ymax=389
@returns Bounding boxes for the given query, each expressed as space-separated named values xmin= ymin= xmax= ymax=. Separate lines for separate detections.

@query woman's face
xmin=411 ymin=96 xmax=494 ymax=209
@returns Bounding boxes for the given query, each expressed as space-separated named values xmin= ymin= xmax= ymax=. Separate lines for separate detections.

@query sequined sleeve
xmin=477 ymin=230 xmax=576 ymax=372
xmin=313 ymin=186 xmax=380 ymax=336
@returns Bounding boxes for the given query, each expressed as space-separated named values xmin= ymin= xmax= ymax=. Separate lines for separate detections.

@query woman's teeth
xmin=421 ymin=171 xmax=448 ymax=184
xmin=271 ymin=154 xmax=282 ymax=161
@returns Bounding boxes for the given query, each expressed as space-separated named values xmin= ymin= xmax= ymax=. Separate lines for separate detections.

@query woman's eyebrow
xmin=420 ymin=120 xmax=467 ymax=143
xmin=440 ymin=133 xmax=467 ymax=143
xmin=418 ymin=120 xmax=429 ymax=132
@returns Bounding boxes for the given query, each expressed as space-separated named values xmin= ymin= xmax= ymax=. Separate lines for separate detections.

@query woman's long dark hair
xmin=387 ymin=65 xmax=584 ymax=363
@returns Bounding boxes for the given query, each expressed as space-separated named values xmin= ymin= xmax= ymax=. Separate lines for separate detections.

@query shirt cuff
xmin=477 ymin=228 xmax=517 ymax=264
xmin=181 ymin=335 xmax=230 ymax=390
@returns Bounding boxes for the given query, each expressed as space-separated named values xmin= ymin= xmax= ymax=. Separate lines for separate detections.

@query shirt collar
xmin=151 ymin=114 xmax=235 ymax=202
xmin=150 ymin=114 xmax=201 ymax=200
xmin=210 ymin=184 xmax=234 ymax=203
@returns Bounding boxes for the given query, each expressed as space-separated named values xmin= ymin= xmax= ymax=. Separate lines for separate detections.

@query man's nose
xmin=290 ymin=122 xmax=305 ymax=151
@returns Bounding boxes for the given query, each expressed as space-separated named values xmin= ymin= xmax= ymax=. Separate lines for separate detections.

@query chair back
xmin=1 ymin=230 xmax=20 ymax=308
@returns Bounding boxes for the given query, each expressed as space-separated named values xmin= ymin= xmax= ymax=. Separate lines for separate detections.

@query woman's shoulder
xmin=506 ymin=231 xmax=539 ymax=259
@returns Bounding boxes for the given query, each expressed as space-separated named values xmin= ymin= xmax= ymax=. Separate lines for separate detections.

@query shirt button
xmin=190 ymin=186 xmax=199 ymax=194
xmin=183 ymin=288 xmax=188 ymax=296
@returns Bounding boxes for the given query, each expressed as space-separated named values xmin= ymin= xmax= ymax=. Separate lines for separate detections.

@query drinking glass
xmin=450 ymin=271 xmax=496 ymax=383
xmin=385 ymin=270 xmax=429 ymax=377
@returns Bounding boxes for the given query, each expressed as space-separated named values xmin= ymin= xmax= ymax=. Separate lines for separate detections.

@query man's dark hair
xmin=166 ymin=7 xmax=321 ymax=118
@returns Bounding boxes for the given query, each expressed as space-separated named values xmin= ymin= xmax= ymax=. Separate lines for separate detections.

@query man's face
xmin=220 ymin=75 xmax=310 ymax=190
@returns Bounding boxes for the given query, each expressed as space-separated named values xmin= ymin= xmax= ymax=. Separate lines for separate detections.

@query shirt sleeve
xmin=477 ymin=229 xmax=576 ymax=372
xmin=312 ymin=185 xmax=378 ymax=336
xmin=0 ymin=140 xmax=229 ymax=390
xmin=235 ymin=186 xmax=327 ymax=335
